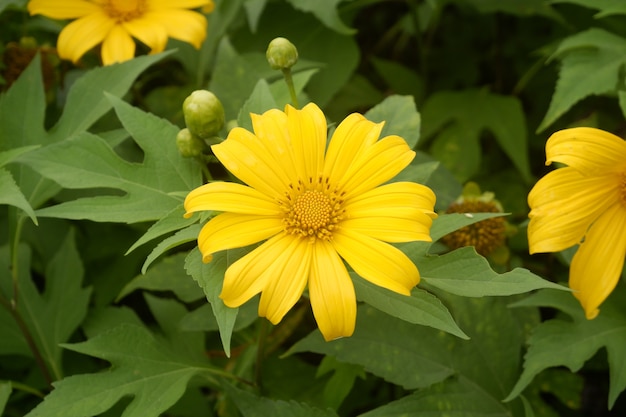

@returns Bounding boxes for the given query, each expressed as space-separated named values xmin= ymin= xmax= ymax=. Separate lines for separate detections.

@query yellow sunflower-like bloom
xmin=528 ymin=127 xmax=626 ymax=320
xmin=184 ymin=103 xmax=437 ymax=341
xmin=28 ymin=0 xmax=212 ymax=65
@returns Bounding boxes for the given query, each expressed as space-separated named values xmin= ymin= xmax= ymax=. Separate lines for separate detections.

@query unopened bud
xmin=266 ymin=37 xmax=298 ymax=70
xmin=176 ymin=128 xmax=204 ymax=158
xmin=183 ymin=90 xmax=225 ymax=139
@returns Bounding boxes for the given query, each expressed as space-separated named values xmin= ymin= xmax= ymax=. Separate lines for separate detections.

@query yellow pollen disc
xmin=283 ymin=178 xmax=344 ymax=241
xmin=105 ymin=0 xmax=146 ymax=22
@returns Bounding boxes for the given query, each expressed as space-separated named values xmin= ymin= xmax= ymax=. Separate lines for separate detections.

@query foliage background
xmin=1 ymin=0 xmax=626 ymax=416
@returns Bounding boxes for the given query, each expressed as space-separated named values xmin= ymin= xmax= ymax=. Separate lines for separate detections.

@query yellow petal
xmin=569 ymin=203 xmax=626 ymax=319
xmin=528 ymin=167 xmax=618 ymax=253
xmin=212 ymin=128 xmax=291 ymax=200
xmin=122 ymin=18 xmax=168 ymax=54
xmin=340 ymin=135 xmax=415 ymax=198
xmin=220 ymin=233 xmax=294 ymax=307
xmin=149 ymin=0 xmax=211 ymax=8
xmin=144 ymin=9 xmax=207 ymax=49
xmin=197 ymin=213 xmax=283 ymax=262
xmin=332 ymin=228 xmax=419 ymax=295
xmin=258 ymin=238 xmax=311 ymax=324
xmin=344 ymin=182 xmax=437 ymax=219
xmin=309 ymin=240 xmax=356 ymax=341
xmin=184 ymin=182 xmax=281 ymax=217
xmin=546 ymin=127 xmax=626 ymax=175
xmin=285 ymin=103 xmax=327 ymax=181
xmin=324 ymin=114 xmax=382 ymax=184
xmin=28 ymin=0 xmax=100 ymax=18
xmin=101 ymin=25 xmax=136 ymax=65
xmin=341 ymin=216 xmax=433 ymax=243
xmin=57 ymin=12 xmax=114 ymax=63
xmin=251 ymin=109 xmax=300 ymax=186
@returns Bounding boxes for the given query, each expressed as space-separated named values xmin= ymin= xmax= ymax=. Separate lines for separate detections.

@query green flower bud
xmin=182 ymin=90 xmax=225 ymax=139
xmin=176 ymin=128 xmax=205 ymax=158
xmin=266 ymin=37 xmax=298 ymax=70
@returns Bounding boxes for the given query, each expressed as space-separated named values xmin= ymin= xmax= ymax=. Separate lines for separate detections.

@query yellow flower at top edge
xmin=184 ymin=103 xmax=437 ymax=341
xmin=528 ymin=127 xmax=626 ymax=320
xmin=28 ymin=0 xmax=212 ymax=65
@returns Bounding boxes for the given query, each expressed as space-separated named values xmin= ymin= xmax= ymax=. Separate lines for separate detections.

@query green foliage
xmin=3 ymin=0 xmax=626 ymax=416
xmin=507 ymin=286 xmax=626 ymax=409
xmin=538 ymin=28 xmax=626 ymax=131
xmin=24 ymin=323 xmax=214 ymax=417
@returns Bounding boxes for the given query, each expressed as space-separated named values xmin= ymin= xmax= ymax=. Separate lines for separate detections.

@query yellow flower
xmin=184 ymin=103 xmax=437 ymax=341
xmin=528 ymin=127 xmax=626 ymax=319
xmin=28 ymin=0 xmax=212 ymax=65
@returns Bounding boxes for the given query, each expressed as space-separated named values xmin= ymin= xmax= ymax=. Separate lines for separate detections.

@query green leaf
xmin=126 ymin=204 xmax=198 ymax=254
xmin=0 ymin=231 xmax=90 ymax=379
xmin=359 ymin=377 xmax=512 ymax=417
xmin=141 ymin=224 xmax=201 ymax=273
xmin=184 ymin=248 xmax=240 ymax=357
xmin=419 ymin=247 xmax=567 ymax=297
xmin=538 ymin=28 xmax=626 ymax=132
xmin=506 ymin=286 xmax=626 ymax=408
xmin=364 ymin=95 xmax=421 ymax=149
xmin=290 ymin=294 xmax=534 ymax=409
xmin=24 ymin=323 xmax=213 ymax=417
xmin=316 ymin=356 xmax=364 ymax=409
xmin=285 ymin=0 xmax=354 ymax=35
xmin=430 ymin=212 xmax=509 ymax=242
xmin=0 ymin=381 xmax=10 ymax=416
xmin=422 ymin=89 xmax=531 ymax=182
xmin=551 ymin=0 xmax=626 ymax=17
xmin=353 ymin=275 xmax=468 ymax=339
xmin=371 ymin=58 xmax=425 ymax=103
xmin=458 ymin=0 xmax=561 ymax=19
xmin=0 ymin=168 xmax=37 ymax=224
xmin=48 ymin=52 xmax=173 ymax=142
xmin=117 ymin=253 xmax=204 ymax=303
xmin=269 ymin=68 xmax=318 ymax=109
xmin=210 ymin=37 xmax=264 ymax=122
xmin=223 ymin=383 xmax=339 ymax=417
xmin=18 ymin=95 xmax=201 ymax=223
xmin=237 ymin=79 xmax=279 ymax=132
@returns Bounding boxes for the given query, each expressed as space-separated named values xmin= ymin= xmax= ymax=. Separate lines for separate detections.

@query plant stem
xmin=282 ymin=68 xmax=299 ymax=109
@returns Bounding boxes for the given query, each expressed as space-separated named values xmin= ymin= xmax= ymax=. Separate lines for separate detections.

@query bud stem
xmin=281 ymin=68 xmax=299 ymax=109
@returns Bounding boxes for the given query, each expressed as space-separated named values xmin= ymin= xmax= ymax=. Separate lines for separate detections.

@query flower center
xmin=104 ymin=0 xmax=147 ymax=22
xmin=282 ymin=177 xmax=344 ymax=241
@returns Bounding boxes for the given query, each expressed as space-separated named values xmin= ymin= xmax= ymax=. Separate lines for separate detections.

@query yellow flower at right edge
xmin=528 ymin=127 xmax=626 ymax=319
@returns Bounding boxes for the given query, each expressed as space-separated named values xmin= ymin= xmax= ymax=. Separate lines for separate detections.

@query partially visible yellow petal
xmin=332 ymin=228 xmax=419 ymax=295
xmin=122 ymin=18 xmax=168 ymax=54
xmin=344 ymin=182 xmax=437 ymax=219
xmin=340 ymin=135 xmax=415 ymax=198
xmin=197 ymin=213 xmax=283 ymax=262
xmin=184 ymin=182 xmax=281 ymax=217
xmin=251 ymin=109 xmax=299 ymax=186
xmin=101 ymin=25 xmax=135 ymax=65
xmin=212 ymin=128 xmax=291 ymax=200
xmin=546 ymin=127 xmax=626 ymax=175
xmin=220 ymin=233 xmax=294 ymax=307
xmin=57 ymin=12 xmax=114 ymax=63
xmin=341 ymin=216 xmax=433 ymax=243
xmin=28 ymin=0 xmax=100 ymax=19
xmin=145 ymin=9 xmax=207 ymax=49
xmin=324 ymin=114 xmax=382 ymax=185
xmin=285 ymin=103 xmax=327 ymax=181
xmin=149 ymin=0 xmax=211 ymax=9
xmin=528 ymin=167 xmax=618 ymax=253
xmin=569 ymin=203 xmax=626 ymax=319
xmin=309 ymin=240 xmax=356 ymax=341
xmin=258 ymin=238 xmax=311 ymax=324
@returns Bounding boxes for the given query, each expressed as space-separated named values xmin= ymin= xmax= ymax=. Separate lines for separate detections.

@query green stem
xmin=3 ymin=214 xmax=54 ymax=387
xmin=5 ymin=380 xmax=45 ymax=398
xmin=282 ymin=68 xmax=299 ymax=109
